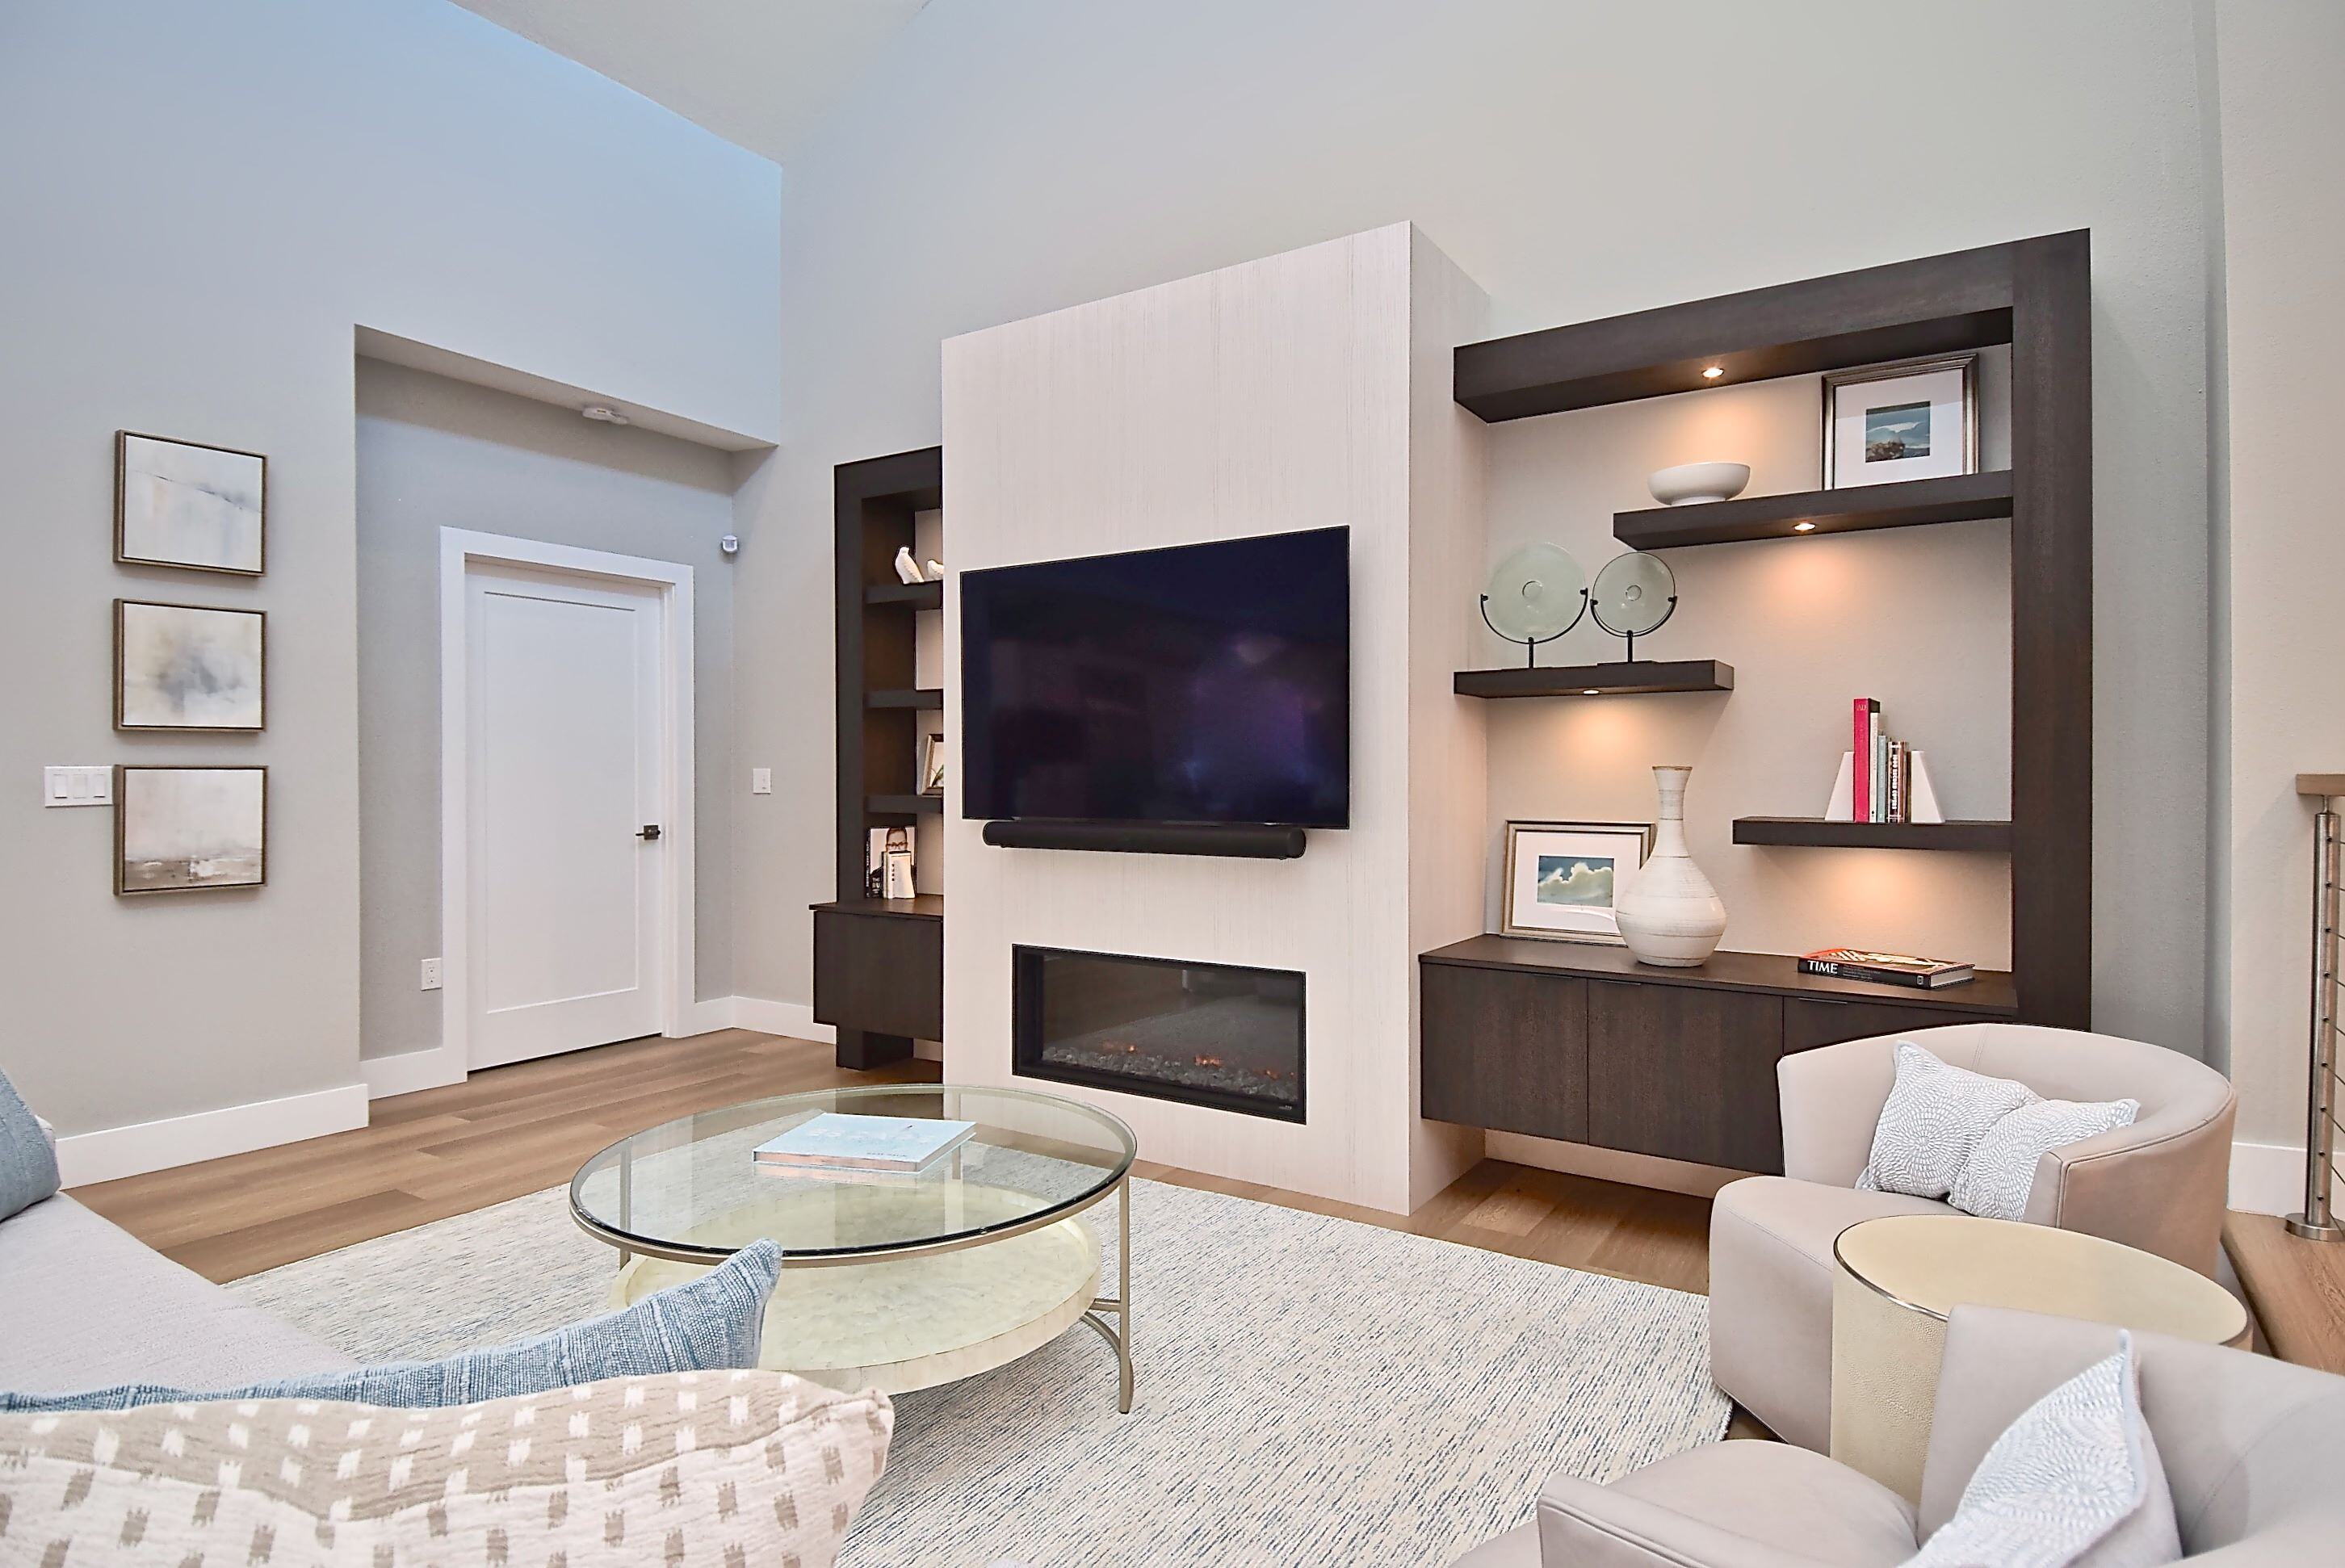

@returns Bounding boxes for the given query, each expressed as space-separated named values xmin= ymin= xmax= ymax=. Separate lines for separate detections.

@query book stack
xmin=1798 ymin=947 xmax=1975 ymax=989
xmin=1851 ymin=698 xmax=1916 ymax=824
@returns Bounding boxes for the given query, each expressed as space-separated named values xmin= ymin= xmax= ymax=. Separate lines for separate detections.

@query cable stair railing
xmin=2288 ymin=774 xmax=2345 ymax=1241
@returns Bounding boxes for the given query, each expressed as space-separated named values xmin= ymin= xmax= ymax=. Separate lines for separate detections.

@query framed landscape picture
xmin=115 ymin=430 xmax=266 ymax=575
xmin=1821 ymin=354 xmax=1977 ymax=488
xmin=115 ymin=599 xmax=266 ymax=732
xmin=115 ymin=765 xmax=266 ymax=895
xmin=1500 ymin=820 xmax=1655 ymax=944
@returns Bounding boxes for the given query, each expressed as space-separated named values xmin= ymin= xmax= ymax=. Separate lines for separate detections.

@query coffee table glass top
xmin=570 ymin=1083 xmax=1136 ymax=1264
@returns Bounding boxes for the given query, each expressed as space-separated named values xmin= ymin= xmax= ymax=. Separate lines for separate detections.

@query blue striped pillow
xmin=3 ymin=1239 xmax=782 ymax=1412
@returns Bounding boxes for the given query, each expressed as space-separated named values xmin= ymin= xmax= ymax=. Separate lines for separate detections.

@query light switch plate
xmin=751 ymin=768 xmax=771 ymax=795
xmin=44 ymin=766 xmax=113 ymax=806
xmin=419 ymin=958 xmax=444 ymax=992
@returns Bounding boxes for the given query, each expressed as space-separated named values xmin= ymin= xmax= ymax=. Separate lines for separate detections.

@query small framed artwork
xmin=1500 ymin=820 xmax=1655 ymax=944
xmin=1821 ymin=355 xmax=1977 ymax=488
xmin=115 ymin=599 xmax=266 ymax=731
xmin=919 ymin=732 xmax=947 ymax=794
xmin=115 ymin=765 xmax=267 ymax=895
xmin=115 ymin=431 xmax=266 ymax=575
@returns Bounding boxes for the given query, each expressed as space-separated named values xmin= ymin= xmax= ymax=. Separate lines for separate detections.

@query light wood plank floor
xmin=72 ymin=1029 xmax=1716 ymax=1293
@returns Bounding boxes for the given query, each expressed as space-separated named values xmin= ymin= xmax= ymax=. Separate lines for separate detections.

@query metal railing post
xmin=2288 ymin=798 xmax=2345 ymax=1240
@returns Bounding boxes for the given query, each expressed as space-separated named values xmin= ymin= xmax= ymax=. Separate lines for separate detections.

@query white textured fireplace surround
xmin=940 ymin=224 xmax=1490 ymax=1213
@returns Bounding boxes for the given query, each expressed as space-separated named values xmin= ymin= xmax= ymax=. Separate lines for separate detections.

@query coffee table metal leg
xmin=1082 ymin=1173 xmax=1135 ymax=1413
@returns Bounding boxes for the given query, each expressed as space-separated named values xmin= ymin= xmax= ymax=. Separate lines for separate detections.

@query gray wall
xmin=734 ymin=0 xmax=2217 ymax=1055
xmin=354 ymin=360 xmax=737 ymax=1064
xmin=0 ymin=0 xmax=776 ymax=1139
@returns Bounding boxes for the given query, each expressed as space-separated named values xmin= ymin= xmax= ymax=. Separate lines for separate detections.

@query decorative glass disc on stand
xmin=1480 ymin=543 xmax=1588 ymax=667
xmin=1589 ymin=551 xmax=1677 ymax=660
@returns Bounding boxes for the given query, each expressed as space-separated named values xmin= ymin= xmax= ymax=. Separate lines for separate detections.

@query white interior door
xmin=464 ymin=561 xmax=667 ymax=1067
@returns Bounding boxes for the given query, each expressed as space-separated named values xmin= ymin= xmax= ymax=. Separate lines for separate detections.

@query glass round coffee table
xmin=570 ymin=1084 xmax=1136 ymax=1411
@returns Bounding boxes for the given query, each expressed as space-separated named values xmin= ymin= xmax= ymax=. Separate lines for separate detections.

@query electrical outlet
xmin=751 ymin=768 xmax=771 ymax=795
xmin=419 ymin=958 xmax=443 ymax=992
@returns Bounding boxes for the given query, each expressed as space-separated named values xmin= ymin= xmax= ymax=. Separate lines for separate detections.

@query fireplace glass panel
xmin=1011 ymin=945 xmax=1304 ymax=1122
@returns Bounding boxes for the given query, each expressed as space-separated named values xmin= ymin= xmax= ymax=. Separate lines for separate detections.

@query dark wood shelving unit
xmin=1454 ymin=660 xmax=1733 ymax=698
xmin=866 ymin=792 xmax=943 ymax=815
xmin=1424 ymin=935 xmax=2018 ymax=1015
xmin=1449 ymin=231 xmax=2091 ymax=1029
xmin=866 ymin=686 xmax=942 ymax=710
xmin=1733 ymin=817 xmax=2014 ymax=852
xmin=864 ymin=580 xmax=943 ymax=610
xmin=829 ymin=447 xmax=946 ymax=1069
xmin=1615 ymin=471 xmax=2013 ymax=550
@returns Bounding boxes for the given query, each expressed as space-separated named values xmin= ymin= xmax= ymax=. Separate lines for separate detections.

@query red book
xmin=1852 ymin=698 xmax=1877 ymax=821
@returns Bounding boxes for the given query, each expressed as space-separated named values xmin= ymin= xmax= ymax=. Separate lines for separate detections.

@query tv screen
xmin=960 ymin=526 xmax=1349 ymax=828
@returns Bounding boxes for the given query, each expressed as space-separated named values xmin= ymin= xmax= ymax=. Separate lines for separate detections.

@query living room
xmin=3 ymin=1 xmax=2343 ymax=1563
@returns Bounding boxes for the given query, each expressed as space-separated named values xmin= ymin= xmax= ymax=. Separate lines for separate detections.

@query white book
xmin=753 ymin=1113 xmax=976 ymax=1174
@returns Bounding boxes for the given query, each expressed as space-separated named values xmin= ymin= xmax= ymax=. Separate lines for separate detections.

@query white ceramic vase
xmin=1615 ymin=765 xmax=1727 ymax=967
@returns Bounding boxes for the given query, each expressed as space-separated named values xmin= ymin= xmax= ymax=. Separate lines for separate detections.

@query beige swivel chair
xmin=1451 ymin=1306 xmax=2345 ymax=1567
xmin=1707 ymin=1023 xmax=2234 ymax=1449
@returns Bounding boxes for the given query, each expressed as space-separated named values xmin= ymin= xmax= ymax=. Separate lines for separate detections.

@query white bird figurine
xmin=925 ymin=559 xmax=946 ymax=581
xmin=892 ymin=546 xmax=924 ymax=585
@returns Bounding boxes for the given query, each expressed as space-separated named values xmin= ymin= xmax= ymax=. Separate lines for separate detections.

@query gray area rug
xmin=232 ymin=1178 xmax=1728 ymax=1567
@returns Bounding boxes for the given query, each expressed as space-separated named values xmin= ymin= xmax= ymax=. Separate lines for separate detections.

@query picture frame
xmin=115 ymin=430 xmax=266 ymax=576
xmin=1821 ymin=354 xmax=1977 ymax=488
xmin=115 ymin=598 xmax=266 ymax=732
xmin=115 ymin=765 xmax=267 ymax=895
xmin=919 ymin=731 xmax=947 ymax=794
xmin=1499 ymin=820 xmax=1655 ymax=944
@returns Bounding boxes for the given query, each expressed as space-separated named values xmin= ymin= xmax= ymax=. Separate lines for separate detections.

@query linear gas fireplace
xmin=1011 ymin=945 xmax=1305 ymax=1122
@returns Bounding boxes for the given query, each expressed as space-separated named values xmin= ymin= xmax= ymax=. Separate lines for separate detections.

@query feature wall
xmin=0 ymin=0 xmax=778 ymax=1177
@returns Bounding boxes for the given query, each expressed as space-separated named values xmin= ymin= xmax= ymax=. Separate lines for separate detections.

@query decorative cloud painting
xmin=115 ymin=599 xmax=265 ymax=731
xmin=116 ymin=431 xmax=266 ymax=575
xmin=115 ymin=765 xmax=266 ymax=895
xmin=1535 ymin=853 xmax=1614 ymax=908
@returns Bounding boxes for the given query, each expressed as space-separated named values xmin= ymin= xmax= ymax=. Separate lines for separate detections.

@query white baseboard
xmin=682 ymin=997 xmax=740 ymax=1035
xmin=726 ymin=996 xmax=836 ymax=1045
xmin=2230 ymin=1139 xmax=2307 ymax=1217
xmin=57 ymin=1083 xmax=370 ymax=1189
xmin=359 ymin=1045 xmax=467 ymax=1100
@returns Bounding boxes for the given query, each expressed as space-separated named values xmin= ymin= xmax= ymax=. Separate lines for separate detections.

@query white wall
xmin=0 ymin=0 xmax=778 ymax=1164
xmin=354 ymin=359 xmax=740 ymax=1068
xmin=939 ymin=226 xmax=1481 ymax=1212
xmin=2204 ymin=0 xmax=2345 ymax=1176
xmin=736 ymin=0 xmax=2215 ymax=1064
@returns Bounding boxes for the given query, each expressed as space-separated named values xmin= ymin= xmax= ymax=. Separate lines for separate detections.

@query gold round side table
xmin=1829 ymin=1214 xmax=2248 ymax=1502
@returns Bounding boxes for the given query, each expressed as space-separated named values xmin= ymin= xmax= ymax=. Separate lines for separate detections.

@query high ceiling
xmin=452 ymin=0 xmax=930 ymax=165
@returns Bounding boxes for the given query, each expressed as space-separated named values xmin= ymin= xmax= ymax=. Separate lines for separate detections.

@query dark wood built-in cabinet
xmin=1420 ymin=937 xmax=2014 ymax=1173
xmin=824 ymin=447 xmax=946 ymax=1070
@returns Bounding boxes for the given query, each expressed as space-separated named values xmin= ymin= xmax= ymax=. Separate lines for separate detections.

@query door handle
xmin=637 ymin=824 xmax=662 ymax=841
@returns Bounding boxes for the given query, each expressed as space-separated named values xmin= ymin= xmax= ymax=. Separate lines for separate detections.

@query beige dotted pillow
xmin=0 ymin=1369 xmax=891 ymax=1567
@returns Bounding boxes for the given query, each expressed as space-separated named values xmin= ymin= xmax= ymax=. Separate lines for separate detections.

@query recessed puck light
xmin=1700 ymin=365 xmax=1725 ymax=379
xmin=581 ymin=405 xmax=631 ymax=426
xmin=1793 ymin=520 xmax=1818 ymax=533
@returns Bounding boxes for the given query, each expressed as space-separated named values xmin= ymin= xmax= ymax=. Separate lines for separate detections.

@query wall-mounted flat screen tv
xmin=960 ymin=526 xmax=1349 ymax=828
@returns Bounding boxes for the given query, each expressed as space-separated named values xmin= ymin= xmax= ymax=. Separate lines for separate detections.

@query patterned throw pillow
xmin=1950 ymin=1096 xmax=2139 ymax=1221
xmin=1857 ymin=1043 xmax=2039 ymax=1200
xmin=0 ymin=1063 xmax=61 ymax=1223
xmin=0 ymin=1369 xmax=891 ymax=1568
xmin=1903 ymin=1335 xmax=2180 ymax=1568
xmin=3 ymin=1240 xmax=783 ymax=1412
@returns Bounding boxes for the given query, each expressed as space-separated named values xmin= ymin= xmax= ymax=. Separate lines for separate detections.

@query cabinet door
xmin=1783 ymin=999 xmax=2004 ymax=1056
xmin=813 ymin=910 xmax=943 ymax=1040
xmin=1588 ymin=983 xmax=1785 ymax=1172
xmin=1419 ymin=962 xmax=1588 ymax=1143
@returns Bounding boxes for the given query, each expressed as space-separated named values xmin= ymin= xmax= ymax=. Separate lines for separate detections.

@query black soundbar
xmin=980 ymin=820 xmax=1309 ymax=859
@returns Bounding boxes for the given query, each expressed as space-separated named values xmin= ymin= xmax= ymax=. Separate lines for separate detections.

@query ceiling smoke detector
xmin=581 ymin=405 xmax=631 ymax=426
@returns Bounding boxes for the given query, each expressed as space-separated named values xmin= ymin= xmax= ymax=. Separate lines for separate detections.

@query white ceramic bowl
xmin=1647 ymin=461 xmax=1751 ymax=506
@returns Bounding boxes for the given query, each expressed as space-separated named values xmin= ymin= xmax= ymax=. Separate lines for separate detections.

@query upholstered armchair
xmin=1450 ymin=1306 xmax=2345 ymax=1567
xmin=1708 ymin=1023 xmax=2234 ymax=1449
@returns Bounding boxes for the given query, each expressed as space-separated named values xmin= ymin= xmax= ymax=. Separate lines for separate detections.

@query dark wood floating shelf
xmin=866 ymin=792 xmax=942 ymax=815
xmin=1454 ymin=660 xmax=1733 ymax=698
xmin=1423 ymin=935 xmax=2019 ymax=1017
xmin=864 ymin=580 xmax=943 ymax=610
xmin=865 ymin=686 xmax=942 ymax=710
xmin=812 ymin=895 xmax=943 ymax=922
xmin=1615 ymin=471 xmax=2013 ymax=550
xmin=1733 ymin=817 xmax=2015 ymax=852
